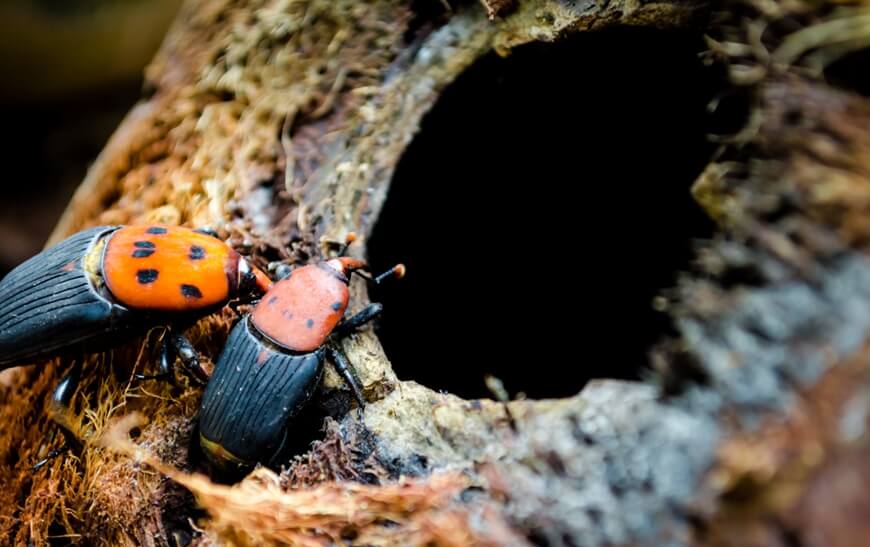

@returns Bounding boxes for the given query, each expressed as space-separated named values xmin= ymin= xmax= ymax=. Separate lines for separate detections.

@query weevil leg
xmin=325 ymin=345 xmax=366 ymax=408
xmin=171 ymin=332 xmax=209 ymax=386
xmin=134 ymin=330 xmax=207 ymax=386
xmin=134 ymin=332 xmax=178 ymax=384
xmin=49 ymin=363 xmax=84 ymax=450
xmin=333 ymin=303 xmax=383 ymax=338
xmin=34 ymin=363 xmax=84 ymax=470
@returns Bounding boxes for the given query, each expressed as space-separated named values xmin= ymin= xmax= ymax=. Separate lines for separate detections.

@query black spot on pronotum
xmin=146 ymin=226 xmax=168 ymax=235
xmin=134 ymin=241 xmax=156 ymax=249
xmin=331 ymin=302 xmax=342 ymax=311
xmin=181 ymin=284 xmax=203 ymax=299
xmin=137 ymin=269 xmax=159 ymax=284
xmin=306 ymin=319 xmax=315 ymax=329
xmin=268 ymin=296 xmax=279 ymax=305
xmin=189 ymin=245 xmax=206 ymax=260
xmin=282 ymin=309 xmax=293 ymax=319
xmin=132 ymin=249 xmax=155 ymax=258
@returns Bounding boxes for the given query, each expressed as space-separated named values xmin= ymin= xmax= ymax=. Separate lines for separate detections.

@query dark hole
xmin=527 ymin=528 xmax=551 ymax=547
xmin=825 ymin=48 xmax=870 ymax=97
xmin=47 ymin=519 xmax=69 ymax=547
xmin=4 ymin=444 xmax=18 ymax=467
xmin=778 ymin=525 xmax=805 ymax=547
xmin=340 ymin=525 xmax=360 ymax=540
xmin=403 ymin=0 xmax=454 ymax=44
xmin=368 ymin=29 xmax=721 ymax=399
xmin=784 ymin=108 xmax=803 ymax=126
xmin=158 ymin=484 xmax=201 ymax=546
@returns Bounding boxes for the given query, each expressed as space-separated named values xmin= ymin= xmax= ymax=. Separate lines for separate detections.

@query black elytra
xmin=198 ymin=317 xmax=326 ymax=467
xmin=0 ymin=226 xmax=128 ymax=368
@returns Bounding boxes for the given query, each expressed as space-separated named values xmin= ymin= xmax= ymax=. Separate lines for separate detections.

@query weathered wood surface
xmin=6 ymin=0 xmax=870 ymax=545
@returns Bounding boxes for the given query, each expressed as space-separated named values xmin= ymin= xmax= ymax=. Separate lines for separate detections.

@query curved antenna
xmin=335 ymin=231 xmax=405 ymax=285
xmin=336 ymin=232 xmax=357 ymax=257
xmin=354 ymin=263 xmax=406 ymax=285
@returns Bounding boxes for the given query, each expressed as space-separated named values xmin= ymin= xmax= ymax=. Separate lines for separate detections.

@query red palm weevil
xmin=0 ymin=224 xmax=272 ymax=465
xmin=198 ymin=239 xmax=403 ymax=474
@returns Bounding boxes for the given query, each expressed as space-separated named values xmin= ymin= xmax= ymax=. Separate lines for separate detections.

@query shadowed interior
xmin=369 ymin=28 xmax=726 ymax=399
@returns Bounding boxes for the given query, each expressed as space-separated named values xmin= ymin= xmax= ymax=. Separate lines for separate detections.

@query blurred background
xmin=0 ymin=0 xmax=181 ymax=274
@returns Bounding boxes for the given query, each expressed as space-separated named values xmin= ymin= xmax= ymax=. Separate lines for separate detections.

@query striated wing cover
xmin=0 ymin=225 xmax=123 ymax=368
xmin=199 ymin=317 xmax=325 ymax=463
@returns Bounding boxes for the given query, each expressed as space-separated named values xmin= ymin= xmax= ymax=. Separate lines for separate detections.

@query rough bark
xmin=6 ymin=0 xmax=870 ymax=545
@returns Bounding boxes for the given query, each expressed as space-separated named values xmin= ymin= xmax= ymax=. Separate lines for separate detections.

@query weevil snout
xmin=325 ymin=257 xmax=368 ymax=280
xmin=238 ymin=256 xmax=274 ymax=295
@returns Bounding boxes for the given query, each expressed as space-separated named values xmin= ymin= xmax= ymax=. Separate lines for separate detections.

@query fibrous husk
xmin=7 ymin=0 xmax=870 ymax=545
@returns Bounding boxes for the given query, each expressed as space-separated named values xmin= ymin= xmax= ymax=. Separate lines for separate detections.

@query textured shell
xmin=199 ymin=317 xmax=325 ymax=466
xmin=250 ymin=264 xmax=349 ymax=352
xmin=102 ymin=225 xmax=240 ymax=312
xmin=0 ymin=225 xmax=125 ymax=368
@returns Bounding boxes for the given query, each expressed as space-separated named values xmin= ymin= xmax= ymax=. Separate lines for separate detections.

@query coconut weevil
xmin=0 ymin=224 xmax=272 ymax=465
xmin=198 ymin=237 xmax=404 ymax=474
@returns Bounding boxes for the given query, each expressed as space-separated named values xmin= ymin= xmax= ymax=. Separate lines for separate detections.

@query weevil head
xmin=236 ymin=256 xmax=274 ymax=298
xmin=324 ymin=257 xmax=368 ymax=283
